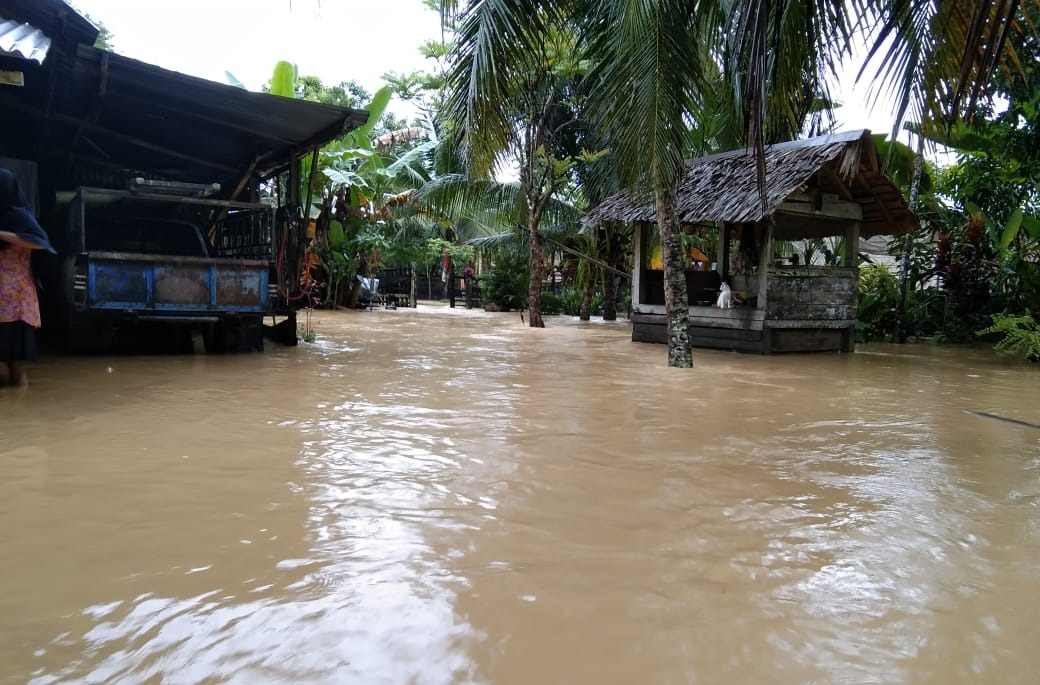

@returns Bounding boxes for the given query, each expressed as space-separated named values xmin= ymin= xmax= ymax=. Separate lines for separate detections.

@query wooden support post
xmin=757 ymin=220 xmax=773 ymax=310
xmin=719 ymin=222 xmax=731 ymax=282
xmin=303 ymin=146 xmax=320 ymax=217
xmin=632 ymin=223 xmax=645 ymax=307
xmin=845 ymin=221 xmax=860 ymax=353
xmin=843 ymin=222 xmax=860 ymax=268
xmin=287 ymin=151 xmax=301 ymax=299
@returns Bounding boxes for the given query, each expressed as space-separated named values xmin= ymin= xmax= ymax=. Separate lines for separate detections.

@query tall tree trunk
xmin=654 ymin=182 xmax=692 ymax=367
xmin=603 ymin=274 xmax=615 ymax=322
xmin=580 ymin=280 xmax=593 ymax=321
xmin=895 ymin=134 xmax=926 ymax=343
xmin=527 ymin=216 xmax=545 ymax=328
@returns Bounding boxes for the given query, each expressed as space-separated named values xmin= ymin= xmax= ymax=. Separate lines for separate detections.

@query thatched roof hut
xmin=585 ymin=130 xmax=917 ymax=239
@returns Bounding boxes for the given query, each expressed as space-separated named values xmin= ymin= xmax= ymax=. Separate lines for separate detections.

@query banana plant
xmin=317 ymin=219 xmax=354 ymax=307
xmin=310 ymin=86 xmax=393 ymax=218
xmin=965 ymin=203 xmax=1040 ymax=256
xmin=314 ymin=87 xmax=457 ymax=306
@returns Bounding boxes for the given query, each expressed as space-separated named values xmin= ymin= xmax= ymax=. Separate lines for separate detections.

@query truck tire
xmin=203 ymin=316 xmax=263 ymax=353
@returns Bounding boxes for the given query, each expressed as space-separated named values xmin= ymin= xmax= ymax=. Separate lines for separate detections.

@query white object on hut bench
xmin=716 ymin=282 xmax=733 ymax=309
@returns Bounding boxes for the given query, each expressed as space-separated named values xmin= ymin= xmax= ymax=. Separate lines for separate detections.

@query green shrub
xmin=857 ymin=263 xmax=899 ymax=341
xmin=577 ymin=288 xmax=607 ymax=316
xmin=479 ymin=250 xmax=529 ymax=311
xmin=558 ymin=288 xmax=583 ymax=316
xmin=977 ymin=313 xmax=1040 ymax=362
xmin=541 ymin=287 xmax=608 ymax=317
xmin=539 ymin=292 xmax=564 ymax=314
xmin=480 ymin=270 xmax=520 ymax=311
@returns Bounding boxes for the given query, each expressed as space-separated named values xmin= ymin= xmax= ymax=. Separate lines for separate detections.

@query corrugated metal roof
xmin=65 ymin=46 xmax=370 ymax=179
xmin=0 ymin=18 xmax=51 ymax=63
xmin=1 ymin=42 xmax=370 ymax=187
xmin=1 ymin=1 xmax=98 ymax=53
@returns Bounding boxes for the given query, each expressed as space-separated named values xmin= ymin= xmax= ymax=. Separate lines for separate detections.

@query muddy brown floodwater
xmin=2 ymin=306 xmax=1039 ymax=685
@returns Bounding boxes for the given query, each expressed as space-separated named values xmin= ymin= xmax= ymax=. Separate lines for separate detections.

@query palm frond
xmin=443 ymin=0 xmax=558 ymax=175
xmin=860 ymin=0 xmax=1040 ymax=132
xmin=581 ymin=0 xmax=705 ymax=194
xmin=465 ymin=231 xmax=525 ymax=249
xmin=418 ymin=173 xmax=524 ymax=225
xmin=383 ymin=139 xmax=439 ymax=185
xmin=723 ymin=0 xmax=850 ymax=208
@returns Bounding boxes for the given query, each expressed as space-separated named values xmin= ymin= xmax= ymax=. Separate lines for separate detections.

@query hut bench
xmin=632 ymin=266 xmax=859 ymax=353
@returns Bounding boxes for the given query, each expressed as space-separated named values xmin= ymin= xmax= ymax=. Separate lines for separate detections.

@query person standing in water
xmin=0 ymin=168 xmax=55 ymax=388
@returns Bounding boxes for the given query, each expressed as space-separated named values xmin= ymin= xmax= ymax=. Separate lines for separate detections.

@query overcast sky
xmin=68 ymin=0 xmax=443 ymax=99
xmin=67 ymin=0 xmax=902 ymax=139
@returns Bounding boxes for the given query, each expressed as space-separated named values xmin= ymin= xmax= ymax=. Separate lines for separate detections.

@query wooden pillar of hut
xmin=758 ymin=220 xmax=774 ymax=353
xmin=410 ymin=261 xmax=418 ymax=308
xmin=757 ymin=220 xmax=773 ymax=308
xmin=843 ymin=222 xmax=860 ymax=352
xmin=718 ymin=223 xmax=731 ymax=282
xmin=843 ymin=222 xmax=860 ymax=267
xmin=632 ymin=222 xmax=646 ymax=307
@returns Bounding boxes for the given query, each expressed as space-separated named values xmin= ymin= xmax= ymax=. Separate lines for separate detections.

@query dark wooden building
xmin=1 ymin=0 xmax=369 ymax=343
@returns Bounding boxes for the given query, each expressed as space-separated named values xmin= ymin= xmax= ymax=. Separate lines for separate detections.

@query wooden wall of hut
xmin=766 ymin=266 xmax=858 ymax=322
xmin=763 ymin=266 xmax=857 ymax=353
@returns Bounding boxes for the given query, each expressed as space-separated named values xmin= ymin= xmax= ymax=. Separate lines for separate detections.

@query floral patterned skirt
xmin=0 ymin=320 xmax=37 ymax=361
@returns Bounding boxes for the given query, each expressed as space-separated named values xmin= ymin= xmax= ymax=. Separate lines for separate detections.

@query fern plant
xmin=977 ymin=314 xmax=1040 ymax=362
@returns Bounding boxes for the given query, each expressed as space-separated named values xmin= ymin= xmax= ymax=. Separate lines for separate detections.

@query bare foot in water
xmin=11 ymin=362 xmax=28 ymax=387
xmin=1 ymin=362 xmax=28 ymax=388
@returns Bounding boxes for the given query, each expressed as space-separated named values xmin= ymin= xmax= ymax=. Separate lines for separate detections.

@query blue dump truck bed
xmin=84 ymin=252 xmax=269 ymax=316
xmin=61 ymin=186 xmax=278 ymax=353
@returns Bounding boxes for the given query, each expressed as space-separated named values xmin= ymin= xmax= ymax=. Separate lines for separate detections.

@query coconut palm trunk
xmin=601 ymin=275 xmax=617 ymax=320
xmin=527 ymin=213 xmax=545 ymax=327
xmin=580 ymin=280 xmax=594 ymax=321
xmin=655 ymin=181 xmax=693 ymax=367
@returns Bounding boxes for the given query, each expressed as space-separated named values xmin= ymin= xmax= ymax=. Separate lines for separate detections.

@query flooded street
xmin=2 ymin=306 xmax=1039 ymax=684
